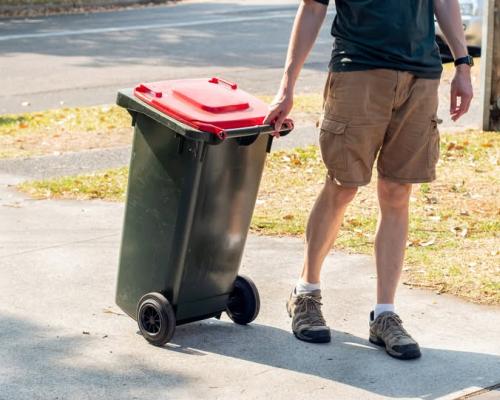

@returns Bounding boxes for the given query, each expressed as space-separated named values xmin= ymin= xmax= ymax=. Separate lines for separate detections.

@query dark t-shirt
xmin=314 ymin=0 xmax=443 ymax=79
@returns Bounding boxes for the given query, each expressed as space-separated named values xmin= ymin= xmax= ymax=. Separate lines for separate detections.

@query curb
xmin=0 ymin=0 xmax=177 ymax=18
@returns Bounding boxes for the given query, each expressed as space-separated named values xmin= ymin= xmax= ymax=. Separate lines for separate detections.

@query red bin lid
xmin=134 ymin=77 xmax=269 ymax=139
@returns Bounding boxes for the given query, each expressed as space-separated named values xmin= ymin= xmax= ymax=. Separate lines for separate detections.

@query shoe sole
xmin=294 ymin=331 xmax=331 ymax=344
xmin=369 ymin=336 xmax=421 ymax=360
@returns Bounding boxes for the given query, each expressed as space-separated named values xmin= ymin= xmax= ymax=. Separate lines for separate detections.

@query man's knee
xmin=326 ymin=179 xmax=358 ymax=205
xmin=378 ymin=179 xmax=412 ymax=209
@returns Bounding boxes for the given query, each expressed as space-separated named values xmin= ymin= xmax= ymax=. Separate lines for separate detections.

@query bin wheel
xmin=137 ymin=292 xmax=175 ymax=346
xmin=226 ymin=275 xmax=260 ymax=325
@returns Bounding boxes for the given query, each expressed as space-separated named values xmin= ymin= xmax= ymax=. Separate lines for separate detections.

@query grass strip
xmin=18 ymin=130 xmax=500 ymax=304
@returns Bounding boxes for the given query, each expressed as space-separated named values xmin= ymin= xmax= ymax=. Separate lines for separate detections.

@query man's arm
xmin=263 ymin=0 xmax=327 ymax=133
xmin=434 ymin=0 xmax=474 ymax=121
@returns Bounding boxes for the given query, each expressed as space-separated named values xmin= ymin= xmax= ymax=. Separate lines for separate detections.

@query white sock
xmin=295 ymin=278 xmax=321 ymax=295
xmin=374 ymin=304 xmax=395 ymax=319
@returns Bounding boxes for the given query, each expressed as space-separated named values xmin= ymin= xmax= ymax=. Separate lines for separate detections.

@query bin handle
xmin=223 ymin=119 xmax=294 ymax=139
xmin=191 ymin=121 xmax=227 ymax=140
xmin=208 ymin=77 xmax=238 ymax=90
xmin=181 ymin=119 xmax=294 ymax=143
xmin=136 ymin=84 xmax=163 ymax=98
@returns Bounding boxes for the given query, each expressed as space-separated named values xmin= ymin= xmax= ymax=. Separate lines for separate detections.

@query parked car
xmin=435 ymin=0 xmax=483 ymax=59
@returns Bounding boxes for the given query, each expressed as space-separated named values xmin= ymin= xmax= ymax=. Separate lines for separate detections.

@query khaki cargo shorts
xmin=319 ymin=69 xmax=440 ymax=187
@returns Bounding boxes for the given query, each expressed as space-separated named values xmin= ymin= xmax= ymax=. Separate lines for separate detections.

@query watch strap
xmin=454 ymin=55 xmax=474 ymax=67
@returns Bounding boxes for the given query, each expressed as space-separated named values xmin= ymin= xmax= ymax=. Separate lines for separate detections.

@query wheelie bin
xmin=115 ymin=77 xmax=293 ymax=346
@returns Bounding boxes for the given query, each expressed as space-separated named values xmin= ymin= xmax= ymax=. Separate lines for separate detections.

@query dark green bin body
xmin=115 ymin=89 xmax=284 ymax=325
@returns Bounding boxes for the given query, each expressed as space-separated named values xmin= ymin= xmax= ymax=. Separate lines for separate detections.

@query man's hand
xmin=263 ymin=89 xmax=294 ymax=137
xmin=450 ymin=65 xmax=473 ymax=121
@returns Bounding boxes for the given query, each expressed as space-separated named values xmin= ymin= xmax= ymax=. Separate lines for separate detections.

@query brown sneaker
xmin=369 ymin=311 xmax=421 ymax=360
xmin=286 ymin=289 xmax=331 ymax=343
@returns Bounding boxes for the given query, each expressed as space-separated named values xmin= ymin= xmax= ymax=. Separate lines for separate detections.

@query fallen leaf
xmin=283 ymin=214 xmax=294 ymax=220
xmin=2 ymin=203 xmax=22 ymax=208
xmin=420 ymin=238 xmax=436 ymax=247
xmin=425 ymin=196 xmax=438 ymax=204
xmin=102 ymin=308 xmax=124 ymax=316
xmin=407 ymin=239 xmax=421 ymax=247
xmin=451 ymin=226 xmax=468 ymax=238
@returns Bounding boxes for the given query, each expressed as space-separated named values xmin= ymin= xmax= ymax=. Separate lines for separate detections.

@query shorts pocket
xmin=319 ymin=117 xmax=348 ymax=171
xmin=427 ymin=118 xmax=440 ymax=169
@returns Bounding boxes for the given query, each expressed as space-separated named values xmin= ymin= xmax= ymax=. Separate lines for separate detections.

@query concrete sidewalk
xmin=0 ymin=175 xmax=499 ymax=400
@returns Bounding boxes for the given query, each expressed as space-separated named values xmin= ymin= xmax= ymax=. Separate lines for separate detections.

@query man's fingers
xmin=274 ymin=113 xmax=286 ymax=134
xmin=450 ymin=87 xmax=458 ymax=114
xmin=263 ymin=107 xmax=280 ymax=125
xmin=452 ymin=93 xmax=473 ymax=121
xmin=464 ymin=94 xmax=473 ymax=114
xmin=263 ymin=92 xmax=293 ymax=135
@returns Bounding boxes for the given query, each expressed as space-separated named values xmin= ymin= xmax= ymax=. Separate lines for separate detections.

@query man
xmin=264 ymin=0 xmax=473 ymax=360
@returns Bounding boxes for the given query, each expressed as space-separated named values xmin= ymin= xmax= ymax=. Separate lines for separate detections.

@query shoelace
xmin=295 ymin=295 xmax=326 ymax=326
xmin=379 ymin=314 xmax=412 ymax=340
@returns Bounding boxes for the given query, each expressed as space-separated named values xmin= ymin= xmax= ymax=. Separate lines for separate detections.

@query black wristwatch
xmin=454 ymin=55 xmax=474 ymax=67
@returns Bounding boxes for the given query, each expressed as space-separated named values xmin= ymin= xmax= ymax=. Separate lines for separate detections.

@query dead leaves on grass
xmin=0 ymin=105 xmax=132 ymax=159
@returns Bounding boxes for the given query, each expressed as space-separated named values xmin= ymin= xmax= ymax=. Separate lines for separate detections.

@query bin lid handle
xmin=208 ymin=77 xmax=238 ymax=90
xmin=136 ymin=84 xmax=163 ymax=98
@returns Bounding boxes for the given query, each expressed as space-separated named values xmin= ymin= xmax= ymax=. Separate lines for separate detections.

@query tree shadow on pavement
xmin=0 ymin=2 xmax=333 ymax=71
xmin=170 ymin=319 xmax=500 ymax=400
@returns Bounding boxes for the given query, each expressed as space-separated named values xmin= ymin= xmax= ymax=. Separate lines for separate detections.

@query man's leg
xmin=287 ymin=178 xmax=357 ymax=343
xmin=369 ymin=176 xmax=421 ymax=360
xmin=302 ymin=179 xmax=358 ymax=283
xmin=374 ymin=177 xmax=411 ymax=306
xmin=288 ymin=69 xmax=394 ymax=343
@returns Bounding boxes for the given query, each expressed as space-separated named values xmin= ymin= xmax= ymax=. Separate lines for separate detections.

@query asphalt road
xmin=0 ymin=0 xmax=334 ymax=114
xmin=0 ymin=0 xmax=481 ymax=131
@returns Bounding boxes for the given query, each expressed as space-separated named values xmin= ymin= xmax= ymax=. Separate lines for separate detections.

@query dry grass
xmin=18 ymin=130 xmax=500 ymax=304
xmin=0 ymin=106 xmax=132 ymax=159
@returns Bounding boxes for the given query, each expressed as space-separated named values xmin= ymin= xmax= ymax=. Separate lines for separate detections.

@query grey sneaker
xmin=369 ymin=311 xmax=421 ymax=360
xmin=286 ymin=289 xmax=331 ymax=343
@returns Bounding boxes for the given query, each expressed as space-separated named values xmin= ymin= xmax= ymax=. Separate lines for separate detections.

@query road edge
xmin=0 ymin=0 xmax=178 ymax=19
